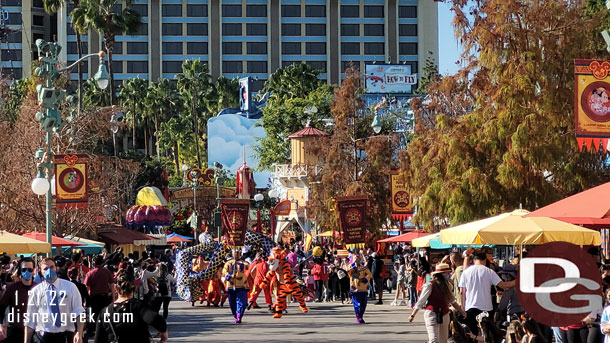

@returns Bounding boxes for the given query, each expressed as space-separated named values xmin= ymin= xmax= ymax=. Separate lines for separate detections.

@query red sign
xmin=273 ymin=200 xmax=292 ymax=216
xmin=336 ymin=195 xmax=368 ymax=248
xmin=54 ymin=154 xmax=88 ymax=209
xmin=221 ymin=199 xmax=250 ymax=247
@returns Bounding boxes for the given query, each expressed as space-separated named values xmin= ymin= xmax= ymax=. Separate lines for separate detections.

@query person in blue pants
xmin=349 ymin=258 xmax=373 ymax=324
xmin=222 ymin=251 xmax=250 ymax=324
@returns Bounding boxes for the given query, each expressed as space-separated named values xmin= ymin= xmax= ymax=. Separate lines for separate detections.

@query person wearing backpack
xmin=153 ymin=263 xmax=174 ymax=319
xmin=94 ymin=269 xmax=168 ymax=343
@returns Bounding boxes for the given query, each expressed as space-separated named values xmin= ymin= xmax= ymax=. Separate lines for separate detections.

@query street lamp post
xmin=254 ymin=193 xmax=264 ymax=232
xmin=268 ymin=189 xmax=279 ymax=240
xmin=31 ymin=39 xmax=109 ymax=255
xmin=190 ymin=168 xmax=201 ymax=242
xmin=214 ymin=162 xmax=224 ymax=240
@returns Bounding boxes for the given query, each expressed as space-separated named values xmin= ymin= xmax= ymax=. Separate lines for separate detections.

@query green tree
xmin=82 ymin=78 xmax=110 ymax=109
xmin=415 ymin=51 xmax=440 ymax=95
xmin=145 ymin=79 xmax=180 ymax=163
xmin=401 ymin=0 xmax=610 ymax=231
xmin=211 ymin=76 xmax=240 ymax=115
xmin=118 ymin=77 xmax=148 ymax=153
xmin=259 ymin=63 xmax=326 ymax=99
xmin=82 ymin=0 xmax=141 ymax=104
xmin=176 ymin=59 xmax=214 ymax=168
xmin=0 ymin=78 xmax=32 ymax=123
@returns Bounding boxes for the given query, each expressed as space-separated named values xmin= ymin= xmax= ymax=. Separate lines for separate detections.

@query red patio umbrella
xmin=23 ymin=232 xmax=86 ymax=247
xmin=378 ymin=231 xmax=432 ymax=243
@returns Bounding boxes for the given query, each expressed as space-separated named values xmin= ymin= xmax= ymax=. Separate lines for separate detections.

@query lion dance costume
xmin=248 ymin=247 xmax=308 ymax=318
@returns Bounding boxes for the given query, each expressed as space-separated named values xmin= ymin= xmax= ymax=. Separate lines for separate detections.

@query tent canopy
xmin=378 ymin=231 xmax=432 ymax=243
xmin=23 ymin=232 xmax=86 ymax=247
xmin=525 ymin=182 xmax=610 ymax=228
xmin=167 ymin=233 xmax=193 ymax=240
xmin=0 ymin=231 xmax=51 ymax=254
xmin=63 ymin=236 xmax=104 ymax=254
xmin=167 ymin=235 xmax=191 ymax=243
xmin=440 ymin=209 xmax=601 ymax=246
xmin=136 ymin=186 xmax=168 ymax=206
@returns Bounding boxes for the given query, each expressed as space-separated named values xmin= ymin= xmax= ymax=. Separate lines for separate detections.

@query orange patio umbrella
xmin=23 ymin=232 xmax=86 ymax=247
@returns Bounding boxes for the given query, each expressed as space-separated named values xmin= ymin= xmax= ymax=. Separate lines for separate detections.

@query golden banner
xmin=54 ymin=154 xmax=88 ymax=209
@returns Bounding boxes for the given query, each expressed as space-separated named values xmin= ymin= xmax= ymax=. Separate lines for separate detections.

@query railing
xmin=275 ymin=164 xmax=323 ymax=178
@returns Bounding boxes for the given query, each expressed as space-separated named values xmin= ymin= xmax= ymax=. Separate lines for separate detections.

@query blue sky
xmin=437 ymin=1 xmax=462 ymax=76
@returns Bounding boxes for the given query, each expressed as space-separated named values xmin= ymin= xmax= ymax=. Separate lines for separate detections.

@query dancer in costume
xmin=222 ymin=250 xmax=249 ymax=324
xmin=247 ymin=252 xmax=272 ymax=310
xmin=349 ymin=256 xmax=372 ymax=324
xmin=248 ymin=247 xmax=308 ymax=318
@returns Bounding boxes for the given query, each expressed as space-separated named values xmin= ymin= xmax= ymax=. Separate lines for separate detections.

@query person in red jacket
xmin=311 ymin=258 xmax=330 ymax=302
xmin=247 ymin=253 xmax=272 ymax=311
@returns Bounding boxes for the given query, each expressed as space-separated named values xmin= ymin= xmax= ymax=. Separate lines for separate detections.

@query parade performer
xmin=248 ymin=247 xmax=308 ymax=318
xmin=247 ymin=252 xmax=272 ymax=310
xmin=349 ymin=256 xmax=372 ymax=324
xmin=222 ymin=250 xmax=249 ymax=324
xmin=206 ymin=270 xmax=223 ymax=307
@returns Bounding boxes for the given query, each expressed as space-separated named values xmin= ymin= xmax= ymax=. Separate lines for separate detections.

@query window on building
xmin=282 ymin=24 xmax=300 ymax=36
xmin=364 ymin=24 xmax=384 ymax=36
xmin=6 ymin=13 xmax=21 ymax=25
xmin=222 ymin=4 xmax=241 ymax=17
xmin=399 ymin=6 xmax=416 ymax=18
xmin=127 ymin=61 xmax=148 ymax=73
xmin=111 ymin=61 xmax=123 ymax=73
xmin=251 ymin=79 xmax=265 ymax=92
xmin=67 ymin=25 xmax=76 ymax=35
xmin=223 ymin=23 xmax=242 ymax=36
xmin=247 ymin=61 xmax=267 ymax=73
xmin=131 ymin=4 xmax=148 ymax=17
xmin=399 ymin=24 xmax=417 ymax=36
xmin=7 ymin=32 xmax=21 ymax=43
xmin=340 ymin=5 xmax=358 ymax=18
xmin=1 ymin=49 xmax=22 ymax=61
xmin=127 ymin=42 xmax=148 ymax=54
xmin=399 ymin=42 xmax=417 ymax=55
xmin=364 ymin=5 xmax=383 ymax=18
xmin=67 ymin=42 xmax=88 ymax=55
xmin=32 ymin=15 xmax=44 ymax=26
xmin=282 ymin=61 xmax=297 ymax=68
xmin=112 ymin=42 xmax=123 ymax=55
xmin=163 ymin=61 xmax=183 ymax=73
xmin=187 ymin=42 xmax=208 ymax=54
xmin=162 ymin=4 xmax=182 ymax=17
xmin=282 ymin=42 xmax=300 ymax=55
xmin=342 ymin=61 xmax=357 ymax=72
xmin=187 ymin=23 xmax=207 ymax=36
xmin=341 ymin=24 xmax=359 ymax=36
xmin=305 ymin=5 xmax=325 ymax=17
xmin=341 ymin=42 xmax=359 ymax=55
xmin=1 ymin=68 xmax=22 ymax=79
xmin=1 ymin=0 xmax=22 ymax=6
xmin=33 ymin=33 xmax=44 ymax=42
xmin=306 ymin=61 xmax=326 ymax=72
xmin=223 ymin=61 xmax=242 ymax=73
xmin=281 ymin=5 xmax=300 ymax=17
xmin=223 ymin=42 xmax=242 ymax=54
xmin=162 ymin=23 xmax=182 ymax=36
xmin=246 ymin=5 xmax=266 ymax=17
xmin=247 ymin=42 xmax=267 ymax=54
xmin=246 ymin=23 xmax=267 ymax=36
xmin=305 ymin=24 xmax=325 ymax=36
xmin=364 ymin=42 xmax=384 ymax=55
xmin=187 ymin=4 xmax=207 ymax=17
xmin=67 ymin=60 xmax=88 ymax=74
xmin=306 ymin=42 xmax=325 ymax=55
xmin=163 ymin=42 xmax=182 ymax=55
xmin=132 ymin=23 xmax=148 ymax=36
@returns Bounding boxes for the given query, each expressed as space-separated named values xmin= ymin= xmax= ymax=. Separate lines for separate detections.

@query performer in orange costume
xmin=207 ymin=270 xmax=223 ymax=307
xmin=247 ymin=253 xmax=272 ymax=310
xmin=248 ymin=248 xmax=308 ymax=318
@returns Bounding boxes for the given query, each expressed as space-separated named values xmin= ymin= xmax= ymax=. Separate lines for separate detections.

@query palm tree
xmin=118 ymin=77 xmax=147 ymax=153
xmin=212 ymin=76 xmax=240 ymax=115
xmin=43 ymin=0 xmax=87 ymax=115
xmin=82 ymin=0 xmax=141 ymax=104
xmin=145 ymin=79 xmax=180 ymax=161
xmin=176 ymin=60 xmax=213 ymax=168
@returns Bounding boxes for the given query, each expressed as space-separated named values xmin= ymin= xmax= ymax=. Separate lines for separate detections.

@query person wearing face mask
xmin=409 ymin=263 xmax=467 ymax=343
xmin=0 ymin=258 xmax=36 ymax=343
xmin=24 ymin=258 xmax=85 ymax=343
xmin=348 ymin=256 xmax=372 ymax=324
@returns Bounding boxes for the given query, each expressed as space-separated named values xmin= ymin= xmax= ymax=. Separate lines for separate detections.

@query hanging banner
xmin=390 ymin=169 xmax=413 ymax=221
xmin=336 ymin=195 xmax=368 ymax=249
xmin=272 ymin=199 xmax=292 ymax=216
xmin=54 ymin=154 xmax=88 ymax=209
xmin=221 ymin=199 xmax=250 ymax=247
xmin=574 ymin=59 xmax=610 ymax=152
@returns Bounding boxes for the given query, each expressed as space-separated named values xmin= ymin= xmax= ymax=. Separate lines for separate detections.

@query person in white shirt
xmin=459 ymin=251 xmax=514 ymax=336
xmin=25 ymin=258 xmax=85 ymax=343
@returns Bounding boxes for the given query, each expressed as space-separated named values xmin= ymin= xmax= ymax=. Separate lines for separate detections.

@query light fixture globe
xmin=181 ymin=164 xmax=189 ymax=172
xmin=94 ymin=62 xmax=110 ymax=89
xmin=371 ymin=114 xmax=382 ymax=134
xmin=31 ymin=177 xmax=49 ymax=195
xmin=268 ymin=189 xmax=278 ymax=199
xmin=254 ymin=193 xmax=264 ymax=202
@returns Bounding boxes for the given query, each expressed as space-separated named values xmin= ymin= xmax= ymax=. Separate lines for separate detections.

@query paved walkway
xmin=166 ymin=298 xmax=429 ymax=342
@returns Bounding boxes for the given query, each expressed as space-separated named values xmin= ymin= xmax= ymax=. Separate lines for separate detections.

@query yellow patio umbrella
xmin=317 ymin=231 xmax=334 ymax=237
xmin=440 ymin=209 xmax=601 ymax=246
xmin=0 ymin=231 xmax=51 ymax=254
xmin=411 ymin=232 xmax=440 ymax=248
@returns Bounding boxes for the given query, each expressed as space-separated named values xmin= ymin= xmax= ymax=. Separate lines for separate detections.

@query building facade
xmin=3 ymin=0 xmax=438 ymax=91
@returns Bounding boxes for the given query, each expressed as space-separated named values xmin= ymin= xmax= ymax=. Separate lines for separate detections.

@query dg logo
xmin=516 ymin=241 xmax=603 ymax=327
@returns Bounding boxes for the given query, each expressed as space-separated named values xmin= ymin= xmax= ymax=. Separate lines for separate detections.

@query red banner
xmin=221 ymin=199 xmax=250 ymax=247
xmin=574 ymin=59 xmax=610 ymax=152
xmin=390 ymin=169 xmax=413 ymax=220
xmin=54 ymin=154 xmax=88 ymax=209
xmin=336 ymin=195 xmax=368 ymax=249
xmin=272 ymin=200 xmax=292 ymax=216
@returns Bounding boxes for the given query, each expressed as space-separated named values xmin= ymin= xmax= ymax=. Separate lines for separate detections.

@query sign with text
xmin=574 ymin=59 xmax=610 ymax=152
xmin=54 ymin=154 xmax=88 ymax=209
xmin=390 ymin=169 xmax=413 ymax=221
xmin=365 ymin=64 xmax=417 ymax=94
xmin=221 ymin=199 xmax=250 ymax=247
xmin=336 ymin=195 xmax=368 ymax=248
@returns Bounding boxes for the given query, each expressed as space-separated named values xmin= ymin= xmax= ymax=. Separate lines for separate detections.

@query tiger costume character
xmin=248 ymin=247 xmax=308 ymax=318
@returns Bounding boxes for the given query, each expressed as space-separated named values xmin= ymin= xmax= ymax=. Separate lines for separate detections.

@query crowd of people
xmin=0 ymin=239 xmax=608 ymax=343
